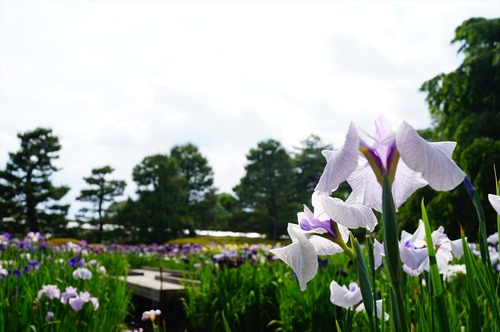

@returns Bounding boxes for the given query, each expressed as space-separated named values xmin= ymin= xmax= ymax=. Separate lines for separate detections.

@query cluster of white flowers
xmin=72 ymin=267 xmax=92 ymax=280
xmin=61 ymin=286 xmax=99 ymax=311
xmin=37 ymin=284 xmax=61 ymax=300
xmin=37 ymin=284 xmax=99 ymax=315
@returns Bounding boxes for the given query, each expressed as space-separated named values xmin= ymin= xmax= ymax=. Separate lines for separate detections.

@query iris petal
xmin=346 ymin=158 xmax=427 ymax=212
xmin=315 ymin=122 xmax=359 ymax=194
xmin=320 ymin=195 xmax=377 ymax=232
xmin=396 ymin=121 xmax=465 ymax=191
xmin=330 ymin=281 xmax=362 ymax=308
xmin=488 ymin=194 xmax=500 ymax=214
xmin=347 ymin=159 xmax=382 ymax=211
xmin=356 ymin=299 xmax=390 ymax=321
xmin=269 ymin=224 xmax=318 ymax=291
xmin=391 ymin=161 xmax=428 ymax=209
xmin=400 ymin=246 xmax=428 ymax=270
xmin=374 ymin=239 xmax=385 ymax=269
xmin=309 ymin=236 xmax=344 ymax=255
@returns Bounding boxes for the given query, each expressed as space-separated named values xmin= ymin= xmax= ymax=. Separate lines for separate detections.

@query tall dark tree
xmin=132 ymin=154 xmax=188 ymax=243
xmin=400 ymin=17 xmax=500 ymax=237
xmin=292 ymin=134 xmax=333 ymax=205
xmin=170 ymin=143 xmax=217 ymax=232
xmin=77 ymin=166 xmax=126 ymax=243
xmin=0 ymin=127 xmax=69 ymax=233
xmin=234 ymin=139 xmax=299 ymax=239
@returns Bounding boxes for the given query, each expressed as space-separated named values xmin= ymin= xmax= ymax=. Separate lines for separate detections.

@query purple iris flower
xmin=29 ymin=260 xmax=41 ymax=270
xmin=316 ymin=115 xmax=466 ymax=212
xmin=68 ymin=257 xmax=85 ymax=267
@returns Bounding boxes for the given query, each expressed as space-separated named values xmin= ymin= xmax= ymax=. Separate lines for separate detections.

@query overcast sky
xmin=1 ymin=1 xmax=499 ymax=218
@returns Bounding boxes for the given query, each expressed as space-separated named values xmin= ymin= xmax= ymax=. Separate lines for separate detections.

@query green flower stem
xmin=353 ymin=235 xmax=375 ymax=332
xmin=328 ymin=221 xmax=356 ymax=261
xmin=381 ymin=175 xmax=408 ymax=332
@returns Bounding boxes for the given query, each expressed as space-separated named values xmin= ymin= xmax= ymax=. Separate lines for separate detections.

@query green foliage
xmin=170 ymin=143 xmax=217 ymax=232
xmin=234 ymin=139 xmax=300 ymax=239
xmin=130 ymin=154 xmax=189 ymax=242
xmin=211 ymin=192 xmax=239 ymax=230
xmin=0 ymin=127 xmax=69 ymax=234
xmin=109 ymin=144 xmax=219 ymax=242
xmin=77 ymin=166 xmax=126 ymax=243
xmin=421 ymin=17 xmax=500 ymax=142
xmin=400 ymin=17 xmax=500 ymax=237
xmin=0 ymin=240 xmax=130 ymax=331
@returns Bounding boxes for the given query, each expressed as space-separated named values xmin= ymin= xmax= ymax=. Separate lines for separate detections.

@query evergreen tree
xmin=170 ymin=143 xmax=217 ymax=232
xmin=0 ymin=127 xmax=69 ymax=233
xmin=77 ymin=166 xmax=126 ymax=243
xmin=234 ymin=139 xmax=299 ymax=239
xmin=132 ymin=154 xmax=188 ymax=242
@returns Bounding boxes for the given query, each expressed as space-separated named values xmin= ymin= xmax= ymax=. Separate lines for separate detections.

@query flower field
xmin=1 ymin=226 xmax=499 ymax=332
xmin=1 ymin=117 xmax=499 ymax=331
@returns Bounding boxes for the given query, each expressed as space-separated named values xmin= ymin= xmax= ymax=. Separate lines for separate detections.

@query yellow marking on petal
xmin=359 ymin=146 xmax=384 ymax=184
xmin=387 ymin=150 xmax=400 ymax=185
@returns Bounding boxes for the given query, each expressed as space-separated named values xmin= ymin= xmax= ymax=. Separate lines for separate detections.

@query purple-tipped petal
xmin=400 ymin=221 xmax=429 ymax=270
xmin=400 ymin=246 xmax=428 ymax=270
xmin=396 ymin=121 xmax=465 ymax=191
xmin=330 ymin=281 xmax=362 ymax=308
xmin=315 ymin=122 xmax=359 ymax=194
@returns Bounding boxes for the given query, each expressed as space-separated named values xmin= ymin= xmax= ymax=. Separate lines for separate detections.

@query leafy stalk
xmin=420 ymin=200 xmax=450 ymax=332
xmin=381 ymin=175 xmax=408 ymax=332
xmin=353 ymin=236 xmax=375 ymax=332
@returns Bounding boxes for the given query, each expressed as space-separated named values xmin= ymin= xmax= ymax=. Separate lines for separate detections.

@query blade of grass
xmin=460 ymin=225 xmax=481 ymax=329
xmin=222 ymin=310 xmax=232 ymax=332
xmin=421 ymin=199 xmax=450 ymax=332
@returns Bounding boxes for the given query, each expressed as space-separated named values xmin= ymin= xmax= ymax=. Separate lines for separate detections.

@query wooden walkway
xmin=124 ymin=267 xmax=200 ymax=302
